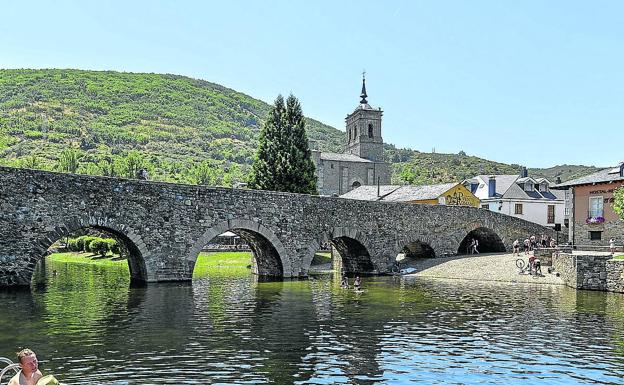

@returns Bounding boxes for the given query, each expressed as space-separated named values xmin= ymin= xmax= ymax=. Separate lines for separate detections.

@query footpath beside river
xmin=406 ymin=252 xmax=565 ymax=285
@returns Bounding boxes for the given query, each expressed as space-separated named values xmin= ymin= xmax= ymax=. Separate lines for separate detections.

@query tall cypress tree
xmin=249 ymin=94 xmax=317 ymax=194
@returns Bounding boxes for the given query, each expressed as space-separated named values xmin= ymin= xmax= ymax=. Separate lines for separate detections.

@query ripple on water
xmin=1 ymin=267 xmax=624 ymax=384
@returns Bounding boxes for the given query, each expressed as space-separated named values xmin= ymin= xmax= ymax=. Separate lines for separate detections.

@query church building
xmin=312 ymin=77 xmax=391 ymax=196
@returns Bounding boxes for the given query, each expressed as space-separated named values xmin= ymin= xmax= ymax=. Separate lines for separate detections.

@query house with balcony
xmin=553 ymin=163 xmax=624 ymax=246
xmin=462 ymin=172 xmax=565 ymax=228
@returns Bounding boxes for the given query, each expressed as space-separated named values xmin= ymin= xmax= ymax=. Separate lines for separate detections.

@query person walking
xmin=472 ymin=238 xmax=479 ymax=254
xmin=512 ymin=239 xmax=520 ymax=257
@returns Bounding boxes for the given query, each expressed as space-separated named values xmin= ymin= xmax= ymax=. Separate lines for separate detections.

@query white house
xmin=462 ymin=173 xmax=565 ymax=228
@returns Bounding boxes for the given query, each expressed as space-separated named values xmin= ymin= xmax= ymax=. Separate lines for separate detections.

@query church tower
xmin=344 ymin=74 xmax=384 ymax=161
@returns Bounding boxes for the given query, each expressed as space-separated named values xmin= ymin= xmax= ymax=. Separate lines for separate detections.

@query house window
xmin=547 ymin=205 xmax=555 ymax=224
xmin=481 ymin=204 xmax=490 ymax=210
xmin=515 ymin=203 xmax=523 ymax=214
xmin=368 ymin=123 xmax=374 ymax=138
xmin=589 ymin=196 xmax=604 ymax=218
xmin=330 ymin=163 xmax=334 ymax=169
xmin=565 ymin=207 xmax=570 ymax=216
xmin=525 ymin=183 xmax=533 ymax=192
xmin=589 ymin=231 xmax=602 ymax=241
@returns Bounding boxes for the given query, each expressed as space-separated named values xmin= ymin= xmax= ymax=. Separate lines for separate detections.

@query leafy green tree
xmin=614 ymin=187 xmax=624 ymax=220
xmin=249 ymin=94 xmax=317 ymax=194
xmin=114 ymin=150 xmax=148 ymax=178
xmin=78 ymin=162 xmax=103 ymax=176
xmin=20 ymin=155 xmax=41 ymax=169
xmin=97 ymin=159 xmax=116 ymax=177
xmin=57 ymin=148 xmax=81 ymax=173
xmin=188 ymin=161 xmax=217 ymax=185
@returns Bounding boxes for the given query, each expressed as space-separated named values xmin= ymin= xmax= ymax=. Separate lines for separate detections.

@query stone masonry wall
xmin=552 ymin=253 xmax=578 ymax=288
xmin=553 ymin=252 xmax=624 ymax=293
xmin=0 ymin=166 xmax=555 ymax=286
xmin=606 ymin=259 xmax=624 ymax=292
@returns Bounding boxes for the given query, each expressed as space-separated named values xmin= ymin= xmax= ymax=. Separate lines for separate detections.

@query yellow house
xmin=340 ymin=182 xmax=480 ymax=207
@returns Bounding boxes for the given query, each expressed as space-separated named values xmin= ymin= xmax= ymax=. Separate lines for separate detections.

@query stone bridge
xmin=0 ymin=166 xmax=556 ymax=286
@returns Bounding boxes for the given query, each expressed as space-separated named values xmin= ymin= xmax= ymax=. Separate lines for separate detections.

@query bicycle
xmin=516 ymin=257 xmax=542 ymax=277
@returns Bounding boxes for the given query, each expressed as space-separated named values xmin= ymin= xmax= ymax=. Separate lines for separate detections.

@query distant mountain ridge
xmin=0 ymin=69 xmax=601 ymax=185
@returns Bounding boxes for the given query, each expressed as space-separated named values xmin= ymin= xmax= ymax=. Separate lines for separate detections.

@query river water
xmin=1 ymin=259 xmax=624 ymax=385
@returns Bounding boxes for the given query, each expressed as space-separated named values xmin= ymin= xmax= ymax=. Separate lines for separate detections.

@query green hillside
xmin=0 ymin=69 xmax=600 ymax=186
xmin=0 ymin=69 xmax=343 ymax=184
xmin=387 ymin=149 xmax=602 ymax=185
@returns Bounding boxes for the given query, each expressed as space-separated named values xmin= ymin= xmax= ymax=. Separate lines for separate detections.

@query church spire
xmin=360 ymin=71 xmax=368 ymax=104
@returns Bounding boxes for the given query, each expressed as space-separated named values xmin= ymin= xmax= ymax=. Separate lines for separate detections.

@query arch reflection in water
xmin=3 ymin=262 xmax=624 ymax=383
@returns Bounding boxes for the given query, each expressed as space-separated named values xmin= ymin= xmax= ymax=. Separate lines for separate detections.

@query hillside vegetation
xmin=0 ymin=69 xmax=600 ymax=186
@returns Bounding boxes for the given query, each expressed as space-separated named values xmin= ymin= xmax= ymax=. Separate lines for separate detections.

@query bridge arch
xmin=302 ymin=226 xmax=376 ymax=276
xmin=28 ymin=215 xmax=149 ymax=284
xmin=458 ymin=226 xmax=506 ymax=254
xmin=188 ymin=218 xmax=292 ymax=278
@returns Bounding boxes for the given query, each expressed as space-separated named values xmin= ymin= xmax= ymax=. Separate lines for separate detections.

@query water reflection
xmin=0 ymin=259 xmax=623 ymax=384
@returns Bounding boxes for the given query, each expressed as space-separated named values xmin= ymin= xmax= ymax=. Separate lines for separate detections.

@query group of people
xmin=511 ymin=234 xmax=557 ymax=257
xmin=6 ymin=348 xmax=58 ymax=385
xmin=340 ymin=274 xmax=362 ymax=290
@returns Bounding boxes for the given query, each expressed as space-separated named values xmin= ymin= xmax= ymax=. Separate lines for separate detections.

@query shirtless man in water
xmin=9 ymin=349 xmax=43 ymax=385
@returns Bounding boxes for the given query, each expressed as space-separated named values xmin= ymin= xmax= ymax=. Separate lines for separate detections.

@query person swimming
xmin=353 ymin=276 xmax=362 ymax=290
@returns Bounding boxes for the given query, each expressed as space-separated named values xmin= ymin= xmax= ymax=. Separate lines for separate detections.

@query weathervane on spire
xmin=360 ymin=70 xmax=368 ymax=104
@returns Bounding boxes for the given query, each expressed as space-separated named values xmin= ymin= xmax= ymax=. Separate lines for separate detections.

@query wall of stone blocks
xmin=0 ymin=166 xmax=556 ymax=287
xmin=553 ymin=253 xmax=624 ymax=293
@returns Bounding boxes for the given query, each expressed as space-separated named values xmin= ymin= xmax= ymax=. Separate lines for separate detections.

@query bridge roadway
xmin=0 ymin=166 xmax=554 ymax=286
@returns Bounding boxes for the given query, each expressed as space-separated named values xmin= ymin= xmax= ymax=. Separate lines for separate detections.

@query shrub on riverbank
xmin=47 ymin=251 xmax=252 ymax=277
xmin=67 ymin=235 xmax=119 ymax=256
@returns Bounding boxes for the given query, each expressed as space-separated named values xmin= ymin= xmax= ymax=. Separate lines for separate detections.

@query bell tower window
xmin=368 ymin=123 xmax=373 ymax=138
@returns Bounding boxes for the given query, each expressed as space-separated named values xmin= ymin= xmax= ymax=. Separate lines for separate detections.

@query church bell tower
xmin=344 ymin=73 xmax=384 ymax=161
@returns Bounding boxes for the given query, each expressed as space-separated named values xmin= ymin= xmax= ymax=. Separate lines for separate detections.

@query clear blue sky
xmin=2 ymin=1 xmax=622 ymax=168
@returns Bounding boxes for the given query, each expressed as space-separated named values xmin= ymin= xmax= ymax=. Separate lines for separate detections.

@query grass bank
xmin=47 ymin=251 xmax=253 ymax=278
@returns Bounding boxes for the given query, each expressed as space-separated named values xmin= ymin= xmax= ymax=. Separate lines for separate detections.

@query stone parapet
xmin=606 ymin=259 xmax=624 ymax=292
xmin=553 ymin=252 xmax=624 ymax=293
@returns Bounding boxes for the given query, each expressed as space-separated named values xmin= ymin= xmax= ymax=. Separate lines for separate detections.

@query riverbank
xmin=406 ymin=252 xmax=565 ymax=285
xmin=47 ymin=251 xmax=253 ymax=278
